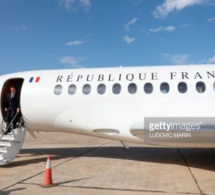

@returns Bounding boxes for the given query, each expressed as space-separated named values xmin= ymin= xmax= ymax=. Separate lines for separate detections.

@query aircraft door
xmin=0 ymin=78 xmax=24 ymax=124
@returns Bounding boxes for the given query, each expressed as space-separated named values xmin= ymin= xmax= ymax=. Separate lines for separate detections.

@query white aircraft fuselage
xmin=1 ymin=64 xmax=215 ymax=149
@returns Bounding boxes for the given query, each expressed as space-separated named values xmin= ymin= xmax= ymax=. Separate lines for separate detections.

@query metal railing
xmin=1 ymin=112 xmax=19 ymax=135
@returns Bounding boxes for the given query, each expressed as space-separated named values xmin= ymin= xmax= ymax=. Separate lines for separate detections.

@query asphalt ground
xmin=1 ymin=132 xmax=215 ymax=195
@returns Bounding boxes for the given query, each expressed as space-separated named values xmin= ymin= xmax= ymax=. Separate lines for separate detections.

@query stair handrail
xmin=4 ymin=112 xmax=19 ymax=134
xmin=17 ymin=117 xmax=24 ymax=129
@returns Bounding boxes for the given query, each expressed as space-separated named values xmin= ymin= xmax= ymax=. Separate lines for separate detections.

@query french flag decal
xmin=29 ymin=77 xmax=41 ymax=83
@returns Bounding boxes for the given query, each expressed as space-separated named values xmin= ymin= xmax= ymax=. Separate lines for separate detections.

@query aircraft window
xmin=196 ymin=81 xmax=206 ymax=93
xmin=144 ymin=83 xmax=153 ymax=94
xmin=54 ymin=84 xmax=62 ymax=95
xmin=82 ymin=84 xmax=91 ymax=95
xmin=128 ymin=83 xmax=137 ymax=94
xmin=97 ymin=84 xmax=106 ymax=95
xmin=160 ymin=82 xmax=169 ymax=94
xmin=68 ymin=84 xmax=76 ymax=95
xmin=178 ymin=82 xmax=187 ymax=93
xmin=112 ymin=83 xmax=121 ymax=94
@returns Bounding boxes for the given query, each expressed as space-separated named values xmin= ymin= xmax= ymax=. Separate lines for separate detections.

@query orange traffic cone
xmin=41 ymin=155 xmax=55 ymax=187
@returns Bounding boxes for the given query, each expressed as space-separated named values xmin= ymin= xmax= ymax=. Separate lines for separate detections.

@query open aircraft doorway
xmin=1 ymin=78 xmax=24 ymax=123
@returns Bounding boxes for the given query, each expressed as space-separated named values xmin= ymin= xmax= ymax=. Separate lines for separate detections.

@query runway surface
xmin=1 ymin=132 xmax=215 ymax=195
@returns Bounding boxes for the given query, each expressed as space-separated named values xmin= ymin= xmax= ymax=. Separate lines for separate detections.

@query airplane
xmin=0 ymin=64 xmax=215 ymax=165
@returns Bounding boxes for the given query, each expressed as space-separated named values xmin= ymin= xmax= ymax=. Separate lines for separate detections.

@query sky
xmin=0 ymin=0 xmax=215 ymax=74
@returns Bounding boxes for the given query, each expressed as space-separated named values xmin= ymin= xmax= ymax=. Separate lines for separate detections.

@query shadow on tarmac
xmin=3 ymin=147 xmax=215 ymax=171
xmin=0 ymin=188 xmax=26 ymax=195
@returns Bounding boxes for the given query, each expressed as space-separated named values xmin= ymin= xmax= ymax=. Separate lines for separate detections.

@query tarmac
xmin=1 ymin=132 xmax=215 ymax=195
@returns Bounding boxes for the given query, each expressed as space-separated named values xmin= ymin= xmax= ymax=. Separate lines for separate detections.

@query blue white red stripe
xmin=29 ymin=77 xmax=40 ymax=83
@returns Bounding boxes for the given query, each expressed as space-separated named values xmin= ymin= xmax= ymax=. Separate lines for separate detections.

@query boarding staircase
xmin=0 ymin=118 xmax=26 ymax=165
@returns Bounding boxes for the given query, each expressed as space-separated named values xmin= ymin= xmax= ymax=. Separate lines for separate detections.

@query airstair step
xmin=1 ymin=134 xmax=15 ymax=141
xmin=0 ymin=147 xmax=7 ymax=153
xmin=0 ymin=159 xmax=9 ymax=165
xmin=0 ymin=141 xmax=11 ymax=147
